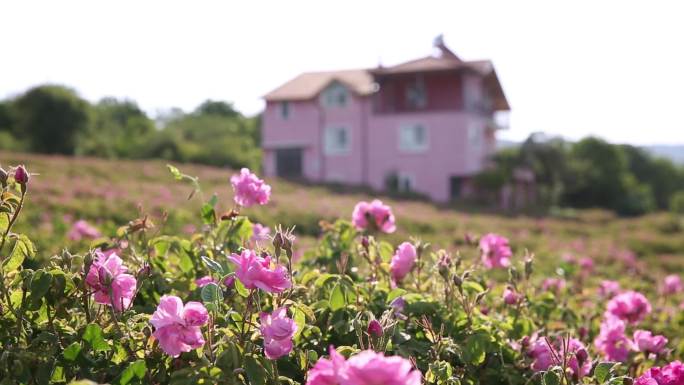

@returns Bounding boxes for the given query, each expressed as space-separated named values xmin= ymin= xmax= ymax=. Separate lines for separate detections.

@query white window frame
xmin=468 ymin=122 xmax=482 ymax=149
xmin=321 ymin=82 xmax=349 ymax=109
xmin=279 ymin=101 xmax=291 ymax=120
xmin=397 ymin=173 xmax=415 ymax=193
xmin=324 ymin=125 xmax=351 ymax=155
xmin=398 ymin=123 xmax=429 ymax=153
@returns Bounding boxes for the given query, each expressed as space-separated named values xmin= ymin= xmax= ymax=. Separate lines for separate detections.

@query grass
xmin=2 ymin=151 xmax=684 ymax=282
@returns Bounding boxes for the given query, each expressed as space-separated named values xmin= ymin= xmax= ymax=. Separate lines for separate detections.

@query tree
xmin=78 ymin=97 xmax=156 ymax=158
xmin=194 ymin=100 xmax=240 ymax=118
xmin=13 ymin=85 xmax=91 ymax=154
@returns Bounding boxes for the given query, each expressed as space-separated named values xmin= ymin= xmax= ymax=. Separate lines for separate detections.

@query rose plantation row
xmin=0 ymin=164 xmax=682 ymax=385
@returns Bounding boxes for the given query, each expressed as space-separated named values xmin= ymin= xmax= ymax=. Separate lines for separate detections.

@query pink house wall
xmin=367 ymin=111 xmax=489 ymax=202
xmin=262 ymin=100 xmax=322 ymax=180
xmin=261 ymin=74 xmax=500 ymax=203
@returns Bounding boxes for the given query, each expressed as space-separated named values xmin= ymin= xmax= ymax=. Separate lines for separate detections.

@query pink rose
xmin=605 ymin=291 xmax=652 ymax=325
xmin=662 ymin=275 xmax=683 ymax=295
xmin=305 ymin=346 xmax=347 ymax=385
xmin=503 ymin=287 xmax=521 ymax=305
xmin=390 ymin=242 xmax=417 ymax=282
xmin=228 ymin=249 xmax=291 ymax=293
xmin=259 ymin=307 xmax=297 ymax=360
xmin=230 ymin=168 xmax=271 ymax=207
xmin=541 ymin=278 xmax=566 ymax=293
xmin=339 ymin=349 xmax=422 ymax=385
xmin=68 ymin=219 xmax=101 ymax=241
xmin=479 ymin=233 xmax=512 ymax=269
xmin=634 ymin=361 xmax=684 ymax=385
xmin=150 ymin=295 xmax=209 ymax=357
xmin=251 ymin=223 xmax=271 ymax=243
xmin=195 ymin=275 xmax=215 ymax=288
xmin=594 ymin=317 xmax=633 ymax=362
xmin=85 ymin=250 xmax=137 ymax=311
xmin=529 ymin=337 xmax=591 ymax=378
xmin=351 ymin=200 xmax=396 ymax=233
xmin=598 ymin=280 xmax=620 ymax=298
xmin=633 ymin=330 xmax=668 ymax=355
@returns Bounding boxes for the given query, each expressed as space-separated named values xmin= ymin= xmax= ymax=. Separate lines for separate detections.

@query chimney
xmin=432 ymin=34 xmax=460 ymax=61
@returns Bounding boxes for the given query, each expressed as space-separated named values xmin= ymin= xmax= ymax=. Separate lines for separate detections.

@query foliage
xmin=0 ymin=162 xmax=683 ymax=385
xmin=481 ymin=134 xmax=684 ymax=216
xmin=12 ymin=85 xmax=91 ymax=154
xmin=78 ymin=97 xmax=157 ymax=159
xmin=0 ymin=85 xmax=261 ymax=170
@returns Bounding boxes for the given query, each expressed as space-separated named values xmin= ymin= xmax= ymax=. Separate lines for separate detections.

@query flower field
xmin=1 ymin=151 xmax=684 ymax=385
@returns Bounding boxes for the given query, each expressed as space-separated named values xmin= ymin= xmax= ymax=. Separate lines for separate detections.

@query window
xmin=322 ymin=83 xmax=348 ymax=108
xmin=468 ymin=123 xmax=482 ymax=149
xmin=279 ymin=101 xmax=290 ymax=119
xmin=406 ymin=75 xmax=427 ymax=109
xmin=398 ymin=124 xmax=428 ymax=152
xmin=324 ymin=126 xmax=350 ymax=155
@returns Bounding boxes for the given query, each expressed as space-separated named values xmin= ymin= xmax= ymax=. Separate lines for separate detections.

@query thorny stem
xmin=0 ymin=191 xmax=26 ymax=318
xmin=108 ymin=288 xmax=136 ymax=359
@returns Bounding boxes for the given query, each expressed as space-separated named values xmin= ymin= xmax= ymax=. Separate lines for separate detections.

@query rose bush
xmin=0 ymin=164 xmax=682 ymax=385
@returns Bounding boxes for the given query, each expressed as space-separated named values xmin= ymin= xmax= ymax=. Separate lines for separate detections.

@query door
xmin=275 ymin=148 xmax=303 ymax=178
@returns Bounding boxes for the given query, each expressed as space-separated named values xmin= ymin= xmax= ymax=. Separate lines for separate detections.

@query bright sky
xmin=1 ymin=0 xmax=683 ymax=145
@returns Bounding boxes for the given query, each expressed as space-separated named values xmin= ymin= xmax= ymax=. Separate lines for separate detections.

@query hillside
xmin=2 ymin=151 xmax=684 ymax=276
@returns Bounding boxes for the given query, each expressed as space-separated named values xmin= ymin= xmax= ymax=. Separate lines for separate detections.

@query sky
xmin=1 ymin=0 xmax=683 ymax=145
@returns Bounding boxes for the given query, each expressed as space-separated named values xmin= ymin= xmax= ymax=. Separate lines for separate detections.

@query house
xmin=261 ymin=37 xmax=510 ymax=203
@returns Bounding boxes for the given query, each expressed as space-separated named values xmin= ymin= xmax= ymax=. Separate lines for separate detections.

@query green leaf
xmin=201 ymin=282 xmax=223 ymax=303
xmin=293 ymin=307 xmax=306 ymax=338
xmin=201 ymin=203 xmax=216 ymax=225
xmin=62 ymin=342 xmax=81 ymax=361
xmin=329 ymin=283 xmax=345 ymax=311
xmin=234 ymin=278 xmax=249 ymax=297
xmin=29 ymin=269 xmax=53 ymax=307
xmin=462 ymin=333 xmax=488 ymax=365
xmin=201 ymin=255 xmax=224 ymax=274
xmin=118 ymin=360 xmax=146 ymax=385
xmin=594 ymin=362 xmax=619 ymax=383
xmin=3 ymin=234 xmax=35 ymax=272
xmin=244 ymin=355 xmax=268 ymax=385
xmin=542 ymin=370 xmax=561 ymax=385
xmin=82 ymin=323 xmax=111 ymax=352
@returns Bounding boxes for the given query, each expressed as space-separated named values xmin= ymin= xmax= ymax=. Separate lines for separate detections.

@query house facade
xmin=261 ymin=39 xmax=510 ymax=203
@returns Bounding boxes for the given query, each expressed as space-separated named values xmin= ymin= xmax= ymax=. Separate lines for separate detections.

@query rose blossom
xmin=541 ymin=278 xmax=566 ymax=293
xmin=306 ymin=347 xmax=421 ymax=385
xmin=67 ymin=219 xmax=101 ymax=241
xmin=662 ymin=275 xmax=683 ymax=296
xmin=351 ymin=199 xmax=396 ymax=233
xmin=599 ymin=280 xmax=621 ymax=298
xmin=85 ymin=250 xmax=137 ymax=311
xmin=479 ymin=233 xmax=512 ymax=269
xmin=230 ymin=168 xmax=271 ymax=207
xmin=605 ymin=291 xmax=652 ymax=325
xmin=634 ymin=360 xmax=684 ymax=385
xmin=503 ymin=287 xmax=521 ymax=305
xmin=259 ymin=307 xmax=298 ymax=360
xmin=528 ymin=337 xmax=591 ymax=378
xmin=594 ymin=317 xmax=633 ymax=362
xmin=150 ymin=295 xmax=209 ymax=357
xmin=195 ymin=275 xmax=215 ymax=288
xmin=228 ymin=249 xmax=291 ymax=293
xmin=633 ymin=330 xmax=668 ymax=355
xmin=305 ymin=346 xmax=347 ymax=385
xmin=390 ymin=242 xmax=417 ymax=282
xmin=251 ymin=223 xmax=271 ymax=243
